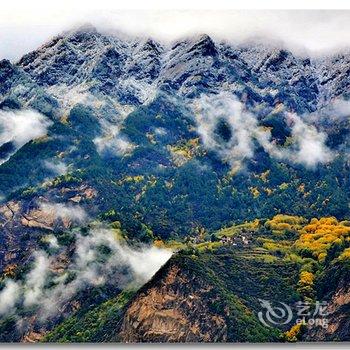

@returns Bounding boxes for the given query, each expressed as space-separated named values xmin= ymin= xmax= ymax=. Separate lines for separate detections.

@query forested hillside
xmin=0 ymin=25 xmax=350 ymax=342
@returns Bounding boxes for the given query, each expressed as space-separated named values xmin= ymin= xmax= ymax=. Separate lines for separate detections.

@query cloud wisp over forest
xmin=193 ymin=92 xmax=333 ymax=170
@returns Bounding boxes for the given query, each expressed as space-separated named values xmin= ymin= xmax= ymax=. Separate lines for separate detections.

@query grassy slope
xmin=43 ymin=290 xmax=135 ymax=343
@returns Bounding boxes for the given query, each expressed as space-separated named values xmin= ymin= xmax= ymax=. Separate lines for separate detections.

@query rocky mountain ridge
xmin=1 ymin=24 xmax=350 ymax=117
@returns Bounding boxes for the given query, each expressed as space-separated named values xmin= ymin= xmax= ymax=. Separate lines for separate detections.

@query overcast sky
xmin=1 ymin=6 xmax=350 ymax=61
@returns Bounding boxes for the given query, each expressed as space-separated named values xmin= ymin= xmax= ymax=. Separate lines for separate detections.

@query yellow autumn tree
xmin=294 ymin=217 xmax=350 ymax=262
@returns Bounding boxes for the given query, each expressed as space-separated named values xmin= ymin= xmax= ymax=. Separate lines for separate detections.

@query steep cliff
xmin=115 ymin=249 xmax=299 ymax=343
xmin=118 ymin=262 xmax=228 ymax=342
xmin=304 ymin=262 xmax=350 ymax=341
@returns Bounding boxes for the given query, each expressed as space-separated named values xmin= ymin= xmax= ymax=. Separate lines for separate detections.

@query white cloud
xmin=2 ymin=9 xmax=350 ymax=60
xmin=0 ymin=110 xmax=51 ymax=148
xmin=73 ymin=228 xmax=172 ymax=285
xmin=327 ymin=99 xmax=350 ymax=118
xmin=0 ymin=228 xmax=172 ymax=322
xmin=193 ymin=92 xmax=257 ymax=169
xmin=255 ymin=113 xmax=333 ymax=168
xmin=0 ymin=280 xmax=20 ymax=316
xmin=23 ymin=252 xmax=50 ymax=307
xmin=39 ymin=202 xmax=88 ymax=224
xmin=309 ymin=98 xmax=350 ymax=123
xmin=0 ymin=109 xmax=52 ymax=164
xmin=94 ymin=120 xmax=134 ymax=156
xmin=44 ymin=160 xmax=68 ymax=176
xmin=288 ymin=113 xmax=332 ymax=167
xmin=194 ymin=92 xmax=333 ymax=169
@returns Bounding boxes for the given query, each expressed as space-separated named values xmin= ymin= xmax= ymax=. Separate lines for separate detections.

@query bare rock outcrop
xmin=119 ymin=264 xmax=227 ymax=342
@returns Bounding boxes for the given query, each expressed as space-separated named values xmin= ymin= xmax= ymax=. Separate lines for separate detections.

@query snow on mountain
xmin=1 ymin=24 xmax=350 ymax=118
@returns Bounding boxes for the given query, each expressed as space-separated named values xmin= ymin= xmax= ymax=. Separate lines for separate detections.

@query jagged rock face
xmin=161 ymin=35 xmax=220 ymax=97
xmin=119 ymin=264 xmax=227 ymax=342
xmin=0 ymin=25 xmax=348 ymax=115
xmin=116 ymin=249 xmax=299 ymax=343
xmin=0 ymin=60 xmax=27 ymax=97
xmin=304 ymin=266 xmax=350 ymax=341
xmin=18 ymin=26 xmax=125 ymax=88
xmin=0 ymin=59 xmax=58 ymax=115
xmin=0 ymin=184 xmax=96 ymax=273
xmin=306 ymin=286 xmax=350 ymax=341
xmin=126 ymin=39 xmax=164 ymax=82
xmin=317 ymin=52 xmax=350 ymax=105
xmin=223 ymin=43 xmax=320 ymax=112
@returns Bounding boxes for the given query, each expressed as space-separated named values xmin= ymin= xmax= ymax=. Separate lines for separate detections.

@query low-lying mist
xmin=0 ymin=109 xmax=52 ymax=165
xmin=0 ymin=227 xmax=172 ymax=325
